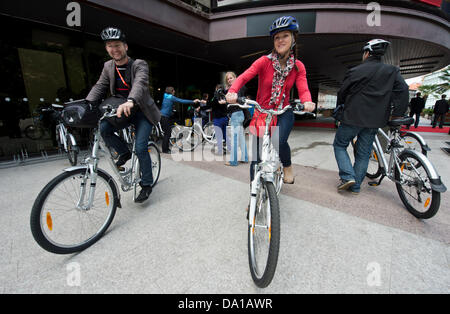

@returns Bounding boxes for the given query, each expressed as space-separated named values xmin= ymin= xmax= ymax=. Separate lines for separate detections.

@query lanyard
xmin=115 ymin=65 xmax=130 ymax=89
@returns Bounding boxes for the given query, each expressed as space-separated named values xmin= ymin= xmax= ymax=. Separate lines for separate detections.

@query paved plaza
xmin=0 ymin=124 xmax=449 ymax=294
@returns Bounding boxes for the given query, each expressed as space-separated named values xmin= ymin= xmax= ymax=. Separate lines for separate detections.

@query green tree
xmin=418 ymin=66 xmax=450 ymax=98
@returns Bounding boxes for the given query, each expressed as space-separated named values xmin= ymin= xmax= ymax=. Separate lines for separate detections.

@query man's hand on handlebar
xmin=117 ymin=101 xmax=134 ymax=118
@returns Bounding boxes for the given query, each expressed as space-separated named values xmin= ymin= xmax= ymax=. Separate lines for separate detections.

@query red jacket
xmin=229 ymin=55 xmax=312 ymax=110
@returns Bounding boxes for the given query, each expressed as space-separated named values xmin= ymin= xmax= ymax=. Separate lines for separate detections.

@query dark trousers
xmin=160 ymin=115 xmax=172 ymax=152
xmin=409 ymin=111 xmax=421 ymax=128
xmin=432 ymin=113 xmax=446 ymax=128
xmin=100 ymin=110 xmax=154 ymax=186
xmin=250 ymin=108 xmax=294 ymax=181
xmin=333 ymin=123 xmax=378 ymax=192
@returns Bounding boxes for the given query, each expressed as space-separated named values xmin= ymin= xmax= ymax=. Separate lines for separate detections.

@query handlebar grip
xmin=295 ymin=104 xmax=305 ymax=111
xmin=237 ymin=97 xmax=247 ymax=105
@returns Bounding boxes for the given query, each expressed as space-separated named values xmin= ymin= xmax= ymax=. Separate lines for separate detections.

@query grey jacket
xmin=86 ymin=58 xmax=161 ymax=125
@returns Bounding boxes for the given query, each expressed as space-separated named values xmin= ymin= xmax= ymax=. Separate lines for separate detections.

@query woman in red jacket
xmin=226 ymin=16 xmax=315 ymax=184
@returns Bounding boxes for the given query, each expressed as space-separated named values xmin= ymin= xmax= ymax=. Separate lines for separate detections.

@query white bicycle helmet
xmin=100 ymin=27 xmax=126 ymax=42
xmin=363 ymin=39 xmax=390 ymax=56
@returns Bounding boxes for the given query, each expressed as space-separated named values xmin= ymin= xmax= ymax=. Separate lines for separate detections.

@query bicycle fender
xmin=405 ymin=132 xmax=431 ymax=151
xmin=400 ymin=149 xmax=447 ymax=193
xmin=67 ymin=133 xmax=77 ymax=147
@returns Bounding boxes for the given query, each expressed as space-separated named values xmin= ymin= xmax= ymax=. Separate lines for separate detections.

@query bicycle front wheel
xmin=248 ymin=180 xmax=280 ymax=288
xmin=30 ymin=168 xmax=118 ymax=254
xmin=394 ymin=151 xmax=440 ymax=219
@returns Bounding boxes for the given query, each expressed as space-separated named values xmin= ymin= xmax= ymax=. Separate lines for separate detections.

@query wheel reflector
xmin=46 ymin=212 xmax=53 ymax=231
xmin=425 ymin=197 xmax=430 ymax=208
xmin=105 ymin=192 xmax=110 ymax=206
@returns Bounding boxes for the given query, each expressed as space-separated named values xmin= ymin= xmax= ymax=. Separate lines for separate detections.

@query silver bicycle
xmin=175 ymin=115 xmax=217 ymax=152
xmin=231 ymin=97 xmax=312 ymax=288
xmin=30 ymin=106 xmax=161 ymax=254
xmin=365 ymin=116 xmax=446 ymax=219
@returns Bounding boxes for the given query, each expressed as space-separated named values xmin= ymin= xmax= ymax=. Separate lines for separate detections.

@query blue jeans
xmin=250 ymin=108 xmax=294 ymax=181
xmin=213 ymin=116 xmax=229 ymax=153
xmin=100 ymin=110 xmax=154 ymax=186
xmin=333 ymin=123 xmax=378 ymax=192
xmin=229 ymin=111 xmax=248 ymax=166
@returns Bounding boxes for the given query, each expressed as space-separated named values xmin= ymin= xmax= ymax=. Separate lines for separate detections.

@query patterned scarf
xmin=269 ymin=52 xmax=295 ymax=109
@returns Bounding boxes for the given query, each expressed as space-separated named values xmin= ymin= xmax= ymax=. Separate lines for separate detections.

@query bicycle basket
xmin=62 ymin=99 xmax=100 ymax=128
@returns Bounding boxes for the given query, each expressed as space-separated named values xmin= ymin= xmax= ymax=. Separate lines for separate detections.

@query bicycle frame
xmin=64 ymin=117 xmax=140 ymax=210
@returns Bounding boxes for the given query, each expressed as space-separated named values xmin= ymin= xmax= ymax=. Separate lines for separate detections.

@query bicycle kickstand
xmin=368 ymin=175 xmax=385 ymax=187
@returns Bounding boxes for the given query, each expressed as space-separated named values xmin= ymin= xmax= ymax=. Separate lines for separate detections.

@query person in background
xmin=224 ymin=71 xmax=248 ymax=166
xmin=432 ymin=94 xmax=448 ymax=128
xmin=160 ymin=86 xmax=200 ymax=154
xmin=409 ymin=92 xmax=425 ymax=128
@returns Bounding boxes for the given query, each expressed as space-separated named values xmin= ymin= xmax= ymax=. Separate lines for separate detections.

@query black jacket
xmin=337 ymin=56 xmax=409 ymax=128
xmin=433 ymin=99 xmax=449 ymax=114
xmin=410 ymin=96 xmax=425 ymax=113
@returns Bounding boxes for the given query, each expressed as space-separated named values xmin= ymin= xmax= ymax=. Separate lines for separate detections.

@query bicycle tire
xmin=66 ymin=134 xmax=78 ymax=166
xmin=248 ymin=180 xmax=280 ymax=288
xmin=133 ymin=142 xmax=161 ymax=190
xmin=148 ymin=142 xmax=161 ymax=187
xmin=394 ymin=150 xmax=440 ymax=219
xmin=30 ymin=168 xmax=118 ymax=254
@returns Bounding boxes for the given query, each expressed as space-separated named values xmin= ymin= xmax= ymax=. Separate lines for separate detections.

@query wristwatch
xmin=127 ymin=98 xmax=135 ymax=105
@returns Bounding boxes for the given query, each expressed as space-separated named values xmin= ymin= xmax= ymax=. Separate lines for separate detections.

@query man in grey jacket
xmin=86 ymin=27 xmax=161 ymax=203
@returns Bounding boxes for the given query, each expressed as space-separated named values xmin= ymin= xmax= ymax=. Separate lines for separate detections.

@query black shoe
xmin=116 ymin=152 xmax=132 ymax=168
xmin=337 ymin=179 xmax=356 ymax=192
xmin=135 ymin=185 xmax=152 ymax=203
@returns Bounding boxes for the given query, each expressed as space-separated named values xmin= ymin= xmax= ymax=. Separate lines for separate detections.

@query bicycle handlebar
xmin=228 ymin=97 xmax=316 ymax=117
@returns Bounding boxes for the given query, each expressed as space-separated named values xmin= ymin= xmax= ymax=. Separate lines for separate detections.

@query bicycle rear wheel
xmin=248 ymin=180 xmax=280 ymax=288
xmin=30 ymin=168 xmax=118 ymax=254
xmin=176 ymin=127 xmax=201 ymax=152
xmin=394 ymin=151 xmax=440 ymax=219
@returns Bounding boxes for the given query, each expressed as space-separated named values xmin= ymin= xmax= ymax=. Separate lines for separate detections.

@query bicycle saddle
xmin=387 ymin=116 xmax=414 ymax=127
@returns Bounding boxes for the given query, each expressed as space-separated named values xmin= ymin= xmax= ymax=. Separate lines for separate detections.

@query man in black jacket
xmin=333 ymin=39 xmax=409 ymax=194
xmin=432 ymin=94 xmax=449 ymax=128
xmin=409 ymin=92 xmax=425 ymax=128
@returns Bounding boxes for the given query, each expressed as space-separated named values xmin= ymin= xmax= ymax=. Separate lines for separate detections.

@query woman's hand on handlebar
xmin=225 ymin=92 xmax=238 ymax=104
xmin=303 ymin=101 xmax=316 ymax=113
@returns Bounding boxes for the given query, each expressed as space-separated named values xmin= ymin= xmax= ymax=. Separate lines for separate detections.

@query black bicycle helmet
xmin=363 ymin=39 xmax=390 ymax=56
xmin=100 ymin=27 xmax=126 ymax=42
xmin=269 ymin=16 xmax=299 ymax=37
